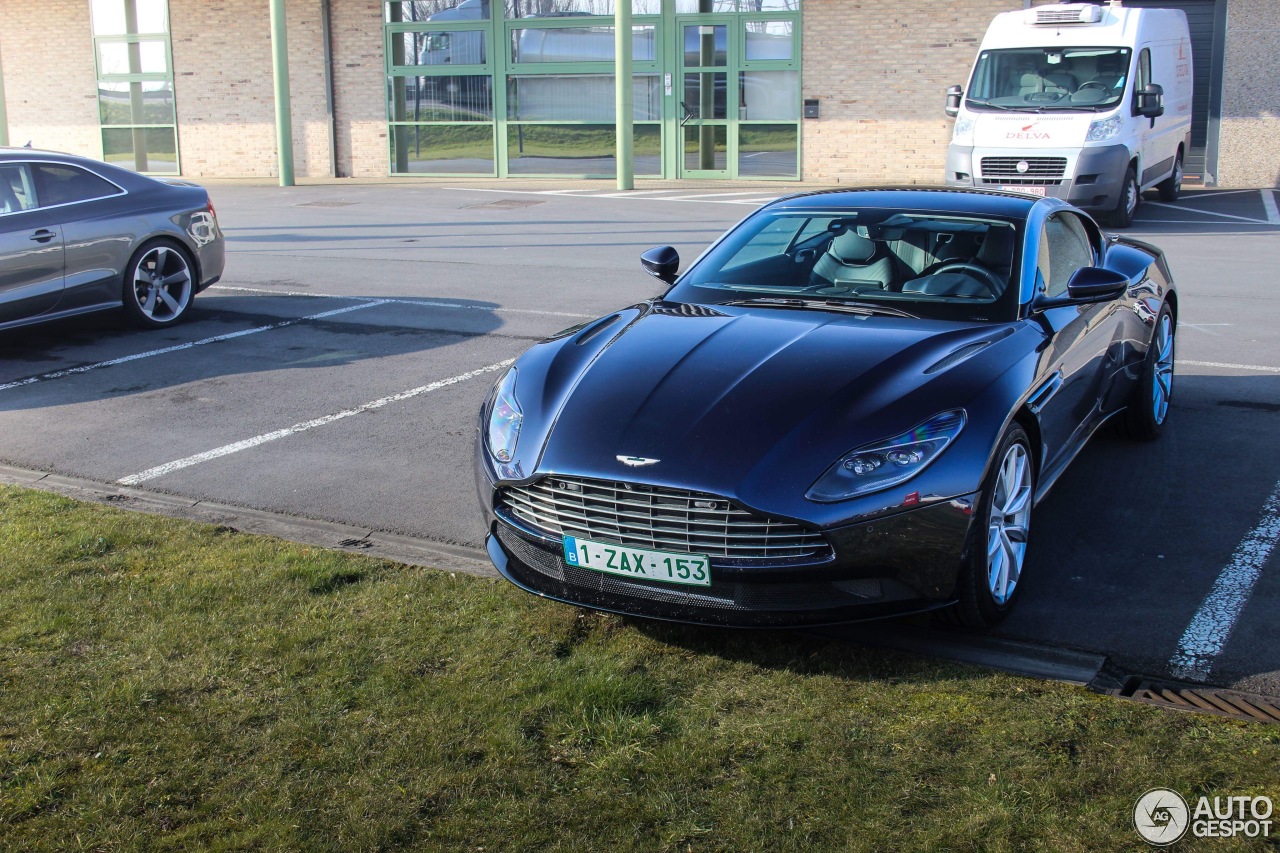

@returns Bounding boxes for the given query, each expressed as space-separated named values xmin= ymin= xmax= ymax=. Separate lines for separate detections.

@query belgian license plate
xmin=563 ymin=536 xmax=712 ymax=587
xmin=1004 ymin=185 xmax=1046 ymax=196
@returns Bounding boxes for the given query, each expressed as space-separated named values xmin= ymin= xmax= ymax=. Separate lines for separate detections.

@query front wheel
xmin=122 ymin=240 xmax=195 ymax=329
xmin=1119 ymin=303 xmax=1175 ymax=440
xmin=950 ymin=423 xmax=1035 ymax=629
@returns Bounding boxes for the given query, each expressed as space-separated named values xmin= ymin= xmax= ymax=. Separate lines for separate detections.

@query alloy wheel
xmin=132 ymin=245 xmax=192 ymax=323
xmin=987 ymin=443 xmax=1032 ymax=605
xmin=1152 ymin=313 xmax=1174 ymax=424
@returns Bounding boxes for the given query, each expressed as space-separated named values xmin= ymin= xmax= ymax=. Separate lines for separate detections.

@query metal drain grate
xmin=294 ymin=200 xmax=356 ymax=207
xmin=1113 ymin=678 xmax=1280 ymax=724
xmin=467 ymin=199 xmax=545 ymax=210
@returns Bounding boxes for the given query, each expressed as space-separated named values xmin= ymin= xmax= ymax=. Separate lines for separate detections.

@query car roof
xmin=765 ymin=186 xmax=1040 ymax=220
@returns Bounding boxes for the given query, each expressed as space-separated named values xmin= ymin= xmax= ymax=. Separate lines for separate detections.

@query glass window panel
xmin=683 ymin=25 xmax=726 ymax=67
xmin=91 ymin=0 xmax=168 ymax=35
xmin=511 ymin=25 xmax=654 ymax=63
xmin=683 ymin=72 xmax=727 ymax=119
xmin=97 ymin=40 xmax=169 ymax=75
xmin=674 ymin=0 xmax=735 ymax=12
xmin=386 ymin=0 xmax=490 ymax=22
xmin=744 ymin=20 xmax=792 ymax=61
xmin=507 ymin=124 xmax=617 ymax=174
xmin=390 ymin=125 xmax=495 ymax=173
xmin=98 ymin=81 xmax=175 ymax=125
xmin=508 ymin=75 xmax=659 ymax=121
xmin=0 ymin=165 xmax=36 ymax=213
xmin=505 ymin=0 xmax=649 ymax=17
xmin=737 ymin=124 xmax=797 ymax=177
xmin=102 ymin=127 xmax=178 ymax=173
xmin=684 ymin=125 xmax=727 ymax=171
xmin=391 ymin=30 xmax=487 ymax=66
xmin=741 ymin=0 xmax=799 ymax=9
xmin=739 ymin=70 xmax=798 ymax=120
xmin=31 ymin=165 xmax=124 ymax=206
xmin=390 ymin=75 xmax=494 ymax=120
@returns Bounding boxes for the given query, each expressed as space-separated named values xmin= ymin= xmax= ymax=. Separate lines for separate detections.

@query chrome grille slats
xmin=500 ymin=476 xmax=829 ymax=561
xmin=980 ymin=157 xmax=1067 ymax=186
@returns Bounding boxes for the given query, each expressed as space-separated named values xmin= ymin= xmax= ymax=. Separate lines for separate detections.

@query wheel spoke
xmin=160 ymin=270 xmax=190 ymax=288
xmin=1004 ymin=523 xmax=1028 ymax=544
xmin=157 ymin=287 xmax=180 ymax=313
xmin=988 ymin=542 xmax=1007 ymax=602
xmin=1003 ymin=486 xmax=1031 ymax=518
xmin=141 ymin=288 xmax=157 ymax=314
xmin=154 ymin=248 xmax=169 ymax=272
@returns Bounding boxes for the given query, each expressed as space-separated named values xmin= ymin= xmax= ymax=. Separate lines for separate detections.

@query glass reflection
xmin=738 ymin=124 xmax=797 ymax=177
xmin=508 ymin=75 xmax=660 ymax=121
xmin=390 ymin=125 xmax=495 ymax=173
xmin=390 ymin=75 xmax=494 ymax=120
xmin=102 ymin=126 xmax=178 ymax=173
xmin=98 ymin=81 xmax=175 ymax=125
xmin=511 ymin=26 xmax=655 ymax=63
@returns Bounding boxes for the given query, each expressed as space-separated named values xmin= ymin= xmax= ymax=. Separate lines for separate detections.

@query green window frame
xmin=90 ymin=0 xmax=179 ymax=175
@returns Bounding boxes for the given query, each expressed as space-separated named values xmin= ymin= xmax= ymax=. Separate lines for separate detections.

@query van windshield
xmin=966 ymin=47 xmax=1131 ymax=111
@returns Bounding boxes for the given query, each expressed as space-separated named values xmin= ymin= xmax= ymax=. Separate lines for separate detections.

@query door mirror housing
xmin=945 ymin=85 xmax=963 ymax=118
xmin=1032 ymin=267 xmax=1130 ymax=312
xmin=1135 ymin=83 xmax=1164 ymax=119
xmin=641 ymin=246 xmax=680 ymax=284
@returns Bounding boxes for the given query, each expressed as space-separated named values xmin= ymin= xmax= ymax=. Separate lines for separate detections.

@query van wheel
xmin=1106 ymin=165 xmax=1139 ymax=228
xmin=1157 ymin=153 xmax=1183 ymax=202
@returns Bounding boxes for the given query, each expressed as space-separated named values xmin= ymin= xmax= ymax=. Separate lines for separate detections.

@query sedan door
xmin=0 ymin=162 xmax=65 ymax=324
xmin=1029 ymin=212 xmax=1123 ymax=474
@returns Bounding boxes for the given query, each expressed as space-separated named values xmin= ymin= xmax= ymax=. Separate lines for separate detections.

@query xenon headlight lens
xmin=1086 ymin=115 xmax=1123 ymax=142
xmin=486 ymin=368 xmax=523 ymax=463
xmin=807 ymin=410 xmax=966 ymax=502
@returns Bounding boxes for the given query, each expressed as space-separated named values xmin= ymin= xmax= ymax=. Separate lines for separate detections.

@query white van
xmin=944 ymin=1 xmax=1193 ymax=227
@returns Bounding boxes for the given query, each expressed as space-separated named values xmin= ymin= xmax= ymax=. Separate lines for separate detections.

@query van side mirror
xmin=1135 ymin=83 xmax=1164 ymax=119
xmin=641 ymin=246 xmax=680 ymax=284
xmin=945 ymin=85 xmax=963 ymax=118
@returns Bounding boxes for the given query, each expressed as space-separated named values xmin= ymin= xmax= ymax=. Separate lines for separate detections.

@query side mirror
xmin=641 ymin=246 xmax=680 ymax=284
xmin=945 ymin=85 xmax=963 ymax=118
xmin=1135 ymin=83 xmax=1164 ymax=119
xmin=1032 ymin=267 xmax=1130 ymax=312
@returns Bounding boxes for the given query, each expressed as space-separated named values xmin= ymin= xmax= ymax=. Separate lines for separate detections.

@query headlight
xmin=486 ymin=368 xmax=523 ymax=463
xmin=806 ymin=410 xmax=966 ymax=502
xmin=952 ymin=117 xmax=975 ymax=144
xmin=1086 ymin=115 xmax=1123 ymax=142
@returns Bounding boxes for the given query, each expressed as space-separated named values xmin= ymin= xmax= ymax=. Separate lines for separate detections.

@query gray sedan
xmin=0 ymin=148 xmax=224 ymax=331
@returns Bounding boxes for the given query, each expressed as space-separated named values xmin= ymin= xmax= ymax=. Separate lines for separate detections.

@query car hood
xmin=519 ymin=303 xmax=1019 ymax=516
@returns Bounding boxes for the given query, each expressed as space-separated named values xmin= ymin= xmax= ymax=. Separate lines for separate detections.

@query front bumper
xmin=946 ymin=143 xmax=1131 ymax=214
xmin=479 ymin=458 xmax=978 ymax=627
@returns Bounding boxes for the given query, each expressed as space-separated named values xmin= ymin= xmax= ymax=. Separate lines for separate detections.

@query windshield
xmin=967 ymin=47 xmax=1131 ymax=111
xmin=667 ymin=208 xmax=1024 ymax=323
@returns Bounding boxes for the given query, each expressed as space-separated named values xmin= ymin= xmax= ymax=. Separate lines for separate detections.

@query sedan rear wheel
xmin=951 ymin=422 xmax=1035 ymax=628
xmin=123 ymin=240 xmax=195 ymax=329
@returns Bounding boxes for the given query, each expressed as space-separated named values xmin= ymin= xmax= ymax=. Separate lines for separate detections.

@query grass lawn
xmin=1 ymin=484 xmax=1276 ymax=851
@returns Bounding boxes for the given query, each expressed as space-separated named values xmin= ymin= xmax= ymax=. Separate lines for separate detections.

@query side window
xmin=31 ymin=164 xmax=122 ymax=208
xmin=0 ymin=164 xmax=37 ymax=214
xmin=1043 ymin=213 xmax=1096 ymax=297
xmin=1133 ymin=48 xmax=1151 ymax=111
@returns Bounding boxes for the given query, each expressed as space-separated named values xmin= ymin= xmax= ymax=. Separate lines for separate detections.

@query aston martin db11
xmin=476 ymin=188 xmax=1176 ymax=628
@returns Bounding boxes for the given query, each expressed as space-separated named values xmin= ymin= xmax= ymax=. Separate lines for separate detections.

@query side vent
xmin=1030 ymin=4 xmax=1104 ymax=25
xmin=924 ymin=341 xmax=991 ymax=375
xmin=650 ymin=302 xmax=727 ymax=318
xmin=576 ymin=314 xmax=622 ymax=346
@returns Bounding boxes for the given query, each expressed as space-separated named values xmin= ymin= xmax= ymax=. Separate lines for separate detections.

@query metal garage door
xmin=1123 ymin=0 xmax=1223 ymax=181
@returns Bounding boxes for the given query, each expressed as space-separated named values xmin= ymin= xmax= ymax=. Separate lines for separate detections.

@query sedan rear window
xmin=32 ymin=164 xmax=124 ymax=207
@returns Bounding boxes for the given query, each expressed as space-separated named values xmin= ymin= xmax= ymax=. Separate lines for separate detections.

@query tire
xmin=122 ymin=239 xmax=196 ymax=329
xmin=1119 ymin=303 xmax=1175 ymax=441
xmin=1105 ymin=164 xmax=1139 ymax=228
xmin=949 ymin=423 xmax=1035 ymax=629
xmin=1157 ymin=152 xmax=1183 ymax=202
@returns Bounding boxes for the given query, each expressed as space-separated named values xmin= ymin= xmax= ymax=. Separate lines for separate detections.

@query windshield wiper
xmin=965 ymin=99 xmax=1023 ymax=111
xmin=724 ymin=297 xmax=918 ymax=320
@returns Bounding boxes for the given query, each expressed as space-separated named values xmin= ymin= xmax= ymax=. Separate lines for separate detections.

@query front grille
xmin=980 ymin=157 xmax=1067 ymax=184
xmin=499 ymin=476 xmax=829 ymax=562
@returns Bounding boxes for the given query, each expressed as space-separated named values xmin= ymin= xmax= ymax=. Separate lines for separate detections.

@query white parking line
xmin=0 ymin=300 xmax=389 ymax=393
xmin=1179 ymin=360 xmax=1280 ymax=374
xmin=1262 ymin=189 xmax=1280 ymax=225
xmin=117 ymin=359 xmax=514 ymax=486
xmin=1145 ymin=201 xmax=1273 ymax=225
xmin=1169 ymin=481 xmax=1280 ymax=682
xmin=210 ymin=284 xmax=593 ymax=319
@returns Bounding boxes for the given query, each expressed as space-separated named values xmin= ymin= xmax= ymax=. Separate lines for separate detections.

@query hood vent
xmin=924 ymin=341 xmax=992 ymax=375
xmin=1031 ymin=4 xmax=1104 ymax=25
xmin=650 ymin=301 xmax=727 ymax=318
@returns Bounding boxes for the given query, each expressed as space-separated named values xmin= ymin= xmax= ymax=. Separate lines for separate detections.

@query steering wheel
xmin=1077 ymin=80 xmax=1110 ymax=92
xmin=929 ymin=262 xmax=1003 ymax=297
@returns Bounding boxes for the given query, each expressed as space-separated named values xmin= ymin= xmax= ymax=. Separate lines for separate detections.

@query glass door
xmin=677 ymin=17 xmax=732 ymax=178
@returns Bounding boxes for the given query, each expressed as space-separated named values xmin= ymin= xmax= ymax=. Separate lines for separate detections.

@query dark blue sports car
xmin=475 ymin=188 xmax=1176 ymax=628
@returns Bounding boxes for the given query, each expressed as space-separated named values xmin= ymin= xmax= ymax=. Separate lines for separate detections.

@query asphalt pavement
xmin=1 ymin=181 xmax=1277 ymax=697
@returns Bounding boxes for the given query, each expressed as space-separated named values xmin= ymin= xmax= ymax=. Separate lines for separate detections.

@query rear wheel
xmin=1120 ymin=303 xmax=1175 ymax=440
xmin=122 ymin=239 xmax=195 ymax=329
xmin=950 ymin=423 xmax=1035 ymax=629
xmin=1157 ymin=152 xmax=1183 ymax=202
xmin=1106 ymin=164 xmax=1139 ymax=228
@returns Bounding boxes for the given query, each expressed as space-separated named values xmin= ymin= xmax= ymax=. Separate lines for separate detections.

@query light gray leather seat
xmin=900 ymin=227 xmax=1015 ymax=298
xmin=809 ymin=230 xmax=894 ymax=291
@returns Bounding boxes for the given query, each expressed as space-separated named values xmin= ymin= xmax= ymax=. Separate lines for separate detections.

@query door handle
xmin=29 ymin=229 xmax=55 ymax=243
xmin=680 ymin=101 xmax=694 ymax=127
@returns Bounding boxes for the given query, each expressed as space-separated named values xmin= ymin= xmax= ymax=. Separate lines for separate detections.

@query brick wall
xmin=0 ymin=0 xmax=102 ymax=156
xmin=329 ymin=0 xmax=386 ymax=178
xmin=800 ymin=0 xmax=1018 ymax=184
xmin=1216 ymin=0 xmax=1280 ymax=188
xmin=171 ymin=0 xmax=331 ymax=178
